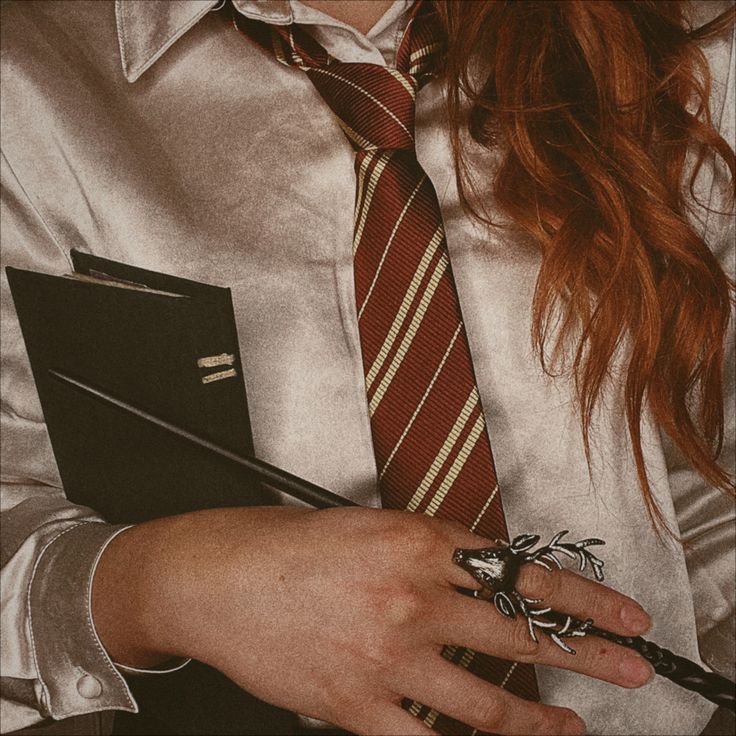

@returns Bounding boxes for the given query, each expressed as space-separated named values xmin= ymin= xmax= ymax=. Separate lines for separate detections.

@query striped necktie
xmin=232 ymin=2 xmax=539 ymax=732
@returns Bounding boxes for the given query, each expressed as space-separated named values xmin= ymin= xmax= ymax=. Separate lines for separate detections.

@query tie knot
xmin=231 ymin=0 xmax=445 ymax=151
xmin=307 ymin=63 xmax=418 ymax=151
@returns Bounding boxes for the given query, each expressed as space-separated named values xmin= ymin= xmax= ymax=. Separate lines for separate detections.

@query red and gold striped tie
xmin=233 ymin=2 xmax=539 ymax=732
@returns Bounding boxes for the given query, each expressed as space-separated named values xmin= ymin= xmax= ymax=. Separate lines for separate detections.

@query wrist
xmin=91 ymin=506 xmax=311 ymax=673
xmin=91 ymin=516 xmax=191 ymax=668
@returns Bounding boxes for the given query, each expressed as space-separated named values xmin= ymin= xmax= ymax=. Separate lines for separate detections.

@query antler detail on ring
xmin=453 ymin=530 xmax=605 ymax=654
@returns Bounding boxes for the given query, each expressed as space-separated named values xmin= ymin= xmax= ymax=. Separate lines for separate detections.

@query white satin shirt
xmin=1 ymin=1 xmax=734 ymax=734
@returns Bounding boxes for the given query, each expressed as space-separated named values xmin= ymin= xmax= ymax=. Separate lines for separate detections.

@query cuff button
xmin=77 ymin=673 xmax=103 ymax=699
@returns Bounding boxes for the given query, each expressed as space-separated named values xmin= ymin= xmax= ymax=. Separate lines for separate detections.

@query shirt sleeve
xmin=0 ymin=151 xmax=142 ymax=732
xmin=666 ymin=12 xmax=736 ymax=682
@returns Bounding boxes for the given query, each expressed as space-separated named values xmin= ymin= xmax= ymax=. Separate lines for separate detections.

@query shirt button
xmin=77 ymin=674 xmax=103 ymax=699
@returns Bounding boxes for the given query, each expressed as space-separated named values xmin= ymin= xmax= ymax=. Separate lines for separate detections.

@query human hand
xmin=93 ymin=506 xmax=652 ymax=735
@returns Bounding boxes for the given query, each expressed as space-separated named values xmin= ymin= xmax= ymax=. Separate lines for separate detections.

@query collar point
xmin=115 ymin=0 xmax=216 ymax=84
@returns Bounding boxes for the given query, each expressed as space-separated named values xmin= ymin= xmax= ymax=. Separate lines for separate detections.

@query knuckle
xmin=405 ymin=517 xmax=442 ymax=557
xmin=475 ymin=695 xmax=508 ymax=728
xmin=510 ymin=620 xmax=542 ymax=658
xmin=527 ymin=709 xmax=555 ymax=734
xmin=570 ymin=637 xmax=598 ymax=671
xmin=374 ymin=516 xmax=441 ymax=565
xmin=589 ymin=588 xmax=614 ymax=616
xmin=436 ymin=517 xmax=474 ymax=543
xmin=518 ymin=563 xmax=558 ymax=600
xmin=575 ymin=639 xmax=632 ymax=686
xmin=361 ymin=584 xmax=428 ymax=662
xmin=374 ymin=520 xmax=410 ymax=556
xmin=355 ymin=626 xmax=398 ymax=671
xmin=383 ymin=585 xmax=428 ymax=627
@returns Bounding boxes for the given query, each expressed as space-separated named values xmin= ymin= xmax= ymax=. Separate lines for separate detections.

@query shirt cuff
xmin=28 ymin=522 xmax=139 ymax=720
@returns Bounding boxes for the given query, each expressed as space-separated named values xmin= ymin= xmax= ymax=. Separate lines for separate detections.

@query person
xmin=1 ymin=1 xmax=734 ymax=734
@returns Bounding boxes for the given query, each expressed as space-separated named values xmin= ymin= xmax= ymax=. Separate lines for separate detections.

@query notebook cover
xmin=5 ymin=259 xmax=278 ymax=521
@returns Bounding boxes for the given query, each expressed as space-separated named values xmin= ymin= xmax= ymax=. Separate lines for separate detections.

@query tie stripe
xmin=357 ymin=173 xmax=428 ymax=319
xmin=353 ymin=151 xmax=392 ymax=254
xmin=231 ymin=2 xmax=539 ymax=731
xmin=367 ymin=247 xmax=448 ymax=412
xmin=380 ymin=323 xmax=463 ymax=478
xmin=470 ymin=484 xmax=500 ymax=531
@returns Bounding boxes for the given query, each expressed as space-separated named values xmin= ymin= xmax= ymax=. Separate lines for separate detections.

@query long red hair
xmin=435 ymin=0 xmax=736 ymax=533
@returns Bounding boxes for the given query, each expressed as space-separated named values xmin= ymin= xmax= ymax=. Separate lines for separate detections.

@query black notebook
xmin=6 ymin=251 xmax=300 ymax=735
xmin=6 ymin=249 xmax=281 ymax=522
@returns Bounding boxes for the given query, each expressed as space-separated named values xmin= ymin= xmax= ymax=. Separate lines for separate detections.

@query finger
xmin=397 ymin=652 xmax=586 ymax=736
xmin=346 ymin=700 xmax=438 ymax=736
xmin=516 ymin=564 xmax=651 ymax=635
xmin=437 ymin=592 xmax=653 ymax=688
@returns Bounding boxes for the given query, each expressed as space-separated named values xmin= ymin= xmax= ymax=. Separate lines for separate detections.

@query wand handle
xmin=543 ymin=610 xmax=735 ymax=711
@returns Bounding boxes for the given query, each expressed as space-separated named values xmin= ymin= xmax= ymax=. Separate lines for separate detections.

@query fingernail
xmin=620 ymin=604 xmax=650 ymax=633
xmin=619 ymin=653 xmax=654 ymax=687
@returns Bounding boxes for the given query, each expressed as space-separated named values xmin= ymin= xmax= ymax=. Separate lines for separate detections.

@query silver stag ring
xmin=453 ymin=531 xmax=605 ymax=654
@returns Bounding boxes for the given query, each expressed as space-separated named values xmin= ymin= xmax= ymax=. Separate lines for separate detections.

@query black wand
xmin=453 ymin=533 xmax=735 ymax=712
xmin=48 ymin=370 xmax=736 ymax=713
xmin=572 ymin=616 xmax=734 ymax=711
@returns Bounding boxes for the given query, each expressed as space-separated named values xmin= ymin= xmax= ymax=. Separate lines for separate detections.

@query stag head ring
xmin=453 ymin=531 xmax=605 ymax=653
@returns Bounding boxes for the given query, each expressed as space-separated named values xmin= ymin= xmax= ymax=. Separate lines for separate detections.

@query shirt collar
xmin=115 ymin=1 xmax=413 ymax=83
xmin=115 ymin=1 xmax=300 ymax=83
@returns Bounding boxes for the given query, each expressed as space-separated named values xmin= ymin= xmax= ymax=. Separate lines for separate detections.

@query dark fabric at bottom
xmin=8 ymin=706 xmax=732 ymax=735
xmin=700 ymin=706 xmax=736 ymax=735
xmin=7 ymin=713 xmax=113 ymax=736
xmin=110 ymin=661 xmax=298 ymax=735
